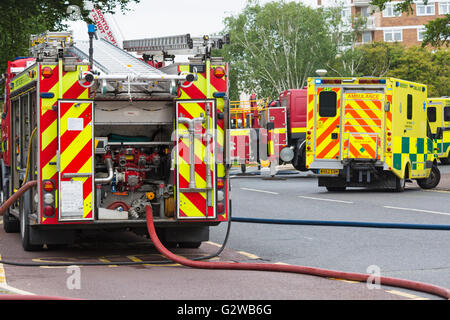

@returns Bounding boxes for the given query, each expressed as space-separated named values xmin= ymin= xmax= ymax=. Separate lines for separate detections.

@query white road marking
xmin=240 ymin=187 xmax=279 ymax=195
xmin=298 ymin=196 xmax=353 ymax=204
xmin=384 ymin=206 xmax=450 ymax=217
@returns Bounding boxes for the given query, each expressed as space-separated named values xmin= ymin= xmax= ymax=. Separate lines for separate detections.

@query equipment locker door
xmin=267 ymin=107 xmax=287 ymax=158
xmin=341 ymin=91 xmax=384 ymax=160
xmin=314 ymin=87 xmax=342 ymax=160
xmin=175 ymin=100 xmax=216 ymax=220
xmin=57 ymin=101 xmax=94 ymax=221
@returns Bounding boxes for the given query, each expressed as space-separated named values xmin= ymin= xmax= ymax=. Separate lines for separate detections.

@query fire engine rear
xmin=1 ymin=31 xmax=230 ymax=251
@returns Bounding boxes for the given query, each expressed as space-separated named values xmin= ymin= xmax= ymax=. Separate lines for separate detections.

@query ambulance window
xmin=407 ymin=94 xmax=413 ymax=120
xmin=318 ymin=91 xmax=337 ymax=117
xmin=444 ymin=107 xmax=450 ymax=122
xmin=427 ymin=107 xmax=436 ymax=123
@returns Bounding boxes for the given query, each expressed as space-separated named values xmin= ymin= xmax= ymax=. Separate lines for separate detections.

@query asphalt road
xmin=0 ymin=164 xmax=448 ymax=300
xmin=210 ymin=164 xmax=450 ymax=300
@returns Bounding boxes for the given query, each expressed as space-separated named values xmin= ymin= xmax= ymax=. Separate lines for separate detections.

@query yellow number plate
xmin=319 ymin=169 xmax=339 ymax=175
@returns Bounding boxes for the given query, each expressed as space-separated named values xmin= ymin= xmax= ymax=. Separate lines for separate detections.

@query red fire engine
xmin=1 ymin=30 xmax=230 ymax=251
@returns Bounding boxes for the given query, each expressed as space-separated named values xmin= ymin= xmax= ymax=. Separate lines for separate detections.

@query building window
xmin=383 ymin=3 xmax=402 ymax=17
xmin=417 ymin=27 xmax=427 ymax=41
xmin=362 ymin=31 xmax=373 ymax=43
xmin=416 ymin=2 xmax=435 ymax=16
xmin=384 ymin=29 xmax=403 ymax=42
xmin=439 ymin=1 xmax=450 ymax=14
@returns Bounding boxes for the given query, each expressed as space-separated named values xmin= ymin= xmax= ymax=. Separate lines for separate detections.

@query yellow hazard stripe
xmin=291 ymin=127 xmax=306 ymax=133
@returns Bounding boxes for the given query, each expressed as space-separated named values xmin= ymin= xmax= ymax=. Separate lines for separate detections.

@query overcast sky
xmin=68 ymin=0 xmax=316 ymax=42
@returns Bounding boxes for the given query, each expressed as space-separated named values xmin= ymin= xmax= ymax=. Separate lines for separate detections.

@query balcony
xmin=364 ymin=16 xmax=376 ymax=30
xmin=353 ymin=0 xmax=370 ymax=6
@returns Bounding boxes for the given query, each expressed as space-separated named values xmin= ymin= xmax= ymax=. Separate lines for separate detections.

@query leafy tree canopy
xmin=0 ymin=0 xmax=139 ymax=72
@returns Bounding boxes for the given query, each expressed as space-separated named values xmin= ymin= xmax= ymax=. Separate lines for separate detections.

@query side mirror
xmin=384 ymin=101 xmax=390 ymax=112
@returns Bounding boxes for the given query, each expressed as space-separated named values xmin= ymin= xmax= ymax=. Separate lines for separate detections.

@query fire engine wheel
xmin=417 ymin=165 xmax=441 ymax=190
xmin=20 ymin=207 xmax=42 ymax=251
xmin=178 ymin=241 xmax=202 ymax=249
xmin=2 ymin=186 xmax=20 ymax=233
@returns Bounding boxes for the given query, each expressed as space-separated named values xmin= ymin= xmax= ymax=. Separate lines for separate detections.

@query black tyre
xmin=440 ymin=155 xmax=450 ymax=165
xmin=326 ymin=186 xmax=346 ymax=192
xmin=293 ymin=141 xmax=308 ymax=172
xmin=417 ymin=165 xmax=441 ymax=190
xmin=394 ymin=169 xmax=407 ymax=192
xmin=20 ymin=203 xmax=42 ymax=251
xmin=2 ymin=185 xmax=20 ymax=233
xmin=240 ymin=164 xmax=246 ymax=174
xmin=178 ymin=241 xmax=202 ymax=249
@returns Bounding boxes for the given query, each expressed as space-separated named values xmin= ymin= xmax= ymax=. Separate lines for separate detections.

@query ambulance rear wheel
xmin=417 ymin=165 xmax=441 ymax=190
xmin=325 ymin=186 xmax=346 ymax=192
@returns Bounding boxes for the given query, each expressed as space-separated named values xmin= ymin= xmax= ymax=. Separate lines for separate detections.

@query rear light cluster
xmin=42 ymin=180 xmax=55 ymax=217
xmin=306 ymin=130 xmax=313 ymax=151
xmin=386 ymin=131 xmax=392 ymax=152
xmin=216 ymin=178 xmax=225 ymax=214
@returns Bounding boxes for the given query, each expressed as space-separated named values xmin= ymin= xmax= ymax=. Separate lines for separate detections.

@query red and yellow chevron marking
xmin=176 ymin=101 xmax=214 ymax=219
xmin=342 ymin=95 xmax=383 ymax=160
xmin=305 ymin=87 xmax=315 ymax=167
xmin=58 ymin=101 xmax=93 ymax=220
xmin=39 ymin=64 xmax=90 ymax=224
xmin=176 ymin=63 xmax=228 ymax=221
xmin=315 ymin=87 xmax=341 ymax=160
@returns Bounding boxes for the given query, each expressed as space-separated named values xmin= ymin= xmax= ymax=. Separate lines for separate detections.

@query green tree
xmin=356 ymin=42 xmax=404 ymax=77
xmin=421 ymin=14 xmax=450 ymax=48
xmin=218 ymin=1 xmax=343 ymax=100
xmin=0 ymin=0 xmax=139 ymax=73
xmin=387 ymin=46 xmax=449 ymax=97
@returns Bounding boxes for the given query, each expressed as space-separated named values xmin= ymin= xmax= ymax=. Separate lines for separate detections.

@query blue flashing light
xmin=396 ymin=81 xmax=399 ymax=87
xmin=379 ymin=79 xmax=386 ymax=84
xmin=88 ymin=24 xmax=96 ymax=33
xmin=315 ymin=79 xmax=322 ymax=84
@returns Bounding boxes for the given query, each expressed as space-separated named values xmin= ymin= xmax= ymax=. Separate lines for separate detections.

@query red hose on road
xmin=145 ymin=206 xmax=450 ymax=300
xmin=0 ymin=180 xmax=37 ymax=216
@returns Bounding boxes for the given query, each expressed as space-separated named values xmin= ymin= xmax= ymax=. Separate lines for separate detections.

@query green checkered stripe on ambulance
xmin=392 ymin=137 xmax=433 ymax=172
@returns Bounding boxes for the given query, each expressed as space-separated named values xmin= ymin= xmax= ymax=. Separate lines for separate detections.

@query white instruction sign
xmin=67 ymin=118 xmax=84 ymax=131
xmin=60 ymin=180 xmax=84 ymax=218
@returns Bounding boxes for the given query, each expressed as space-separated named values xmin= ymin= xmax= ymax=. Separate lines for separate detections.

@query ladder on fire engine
xmin=122 ymin=33 xmax=230 ymax=58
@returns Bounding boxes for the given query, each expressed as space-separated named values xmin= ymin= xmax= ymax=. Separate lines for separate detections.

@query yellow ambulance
xmin=427 ymin=97 xmax=450 ymax=164
xmin=305 ymin=77 xmax=441 ymax=192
